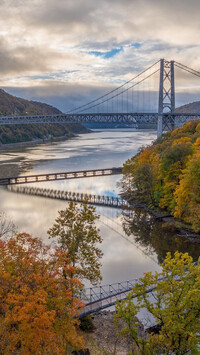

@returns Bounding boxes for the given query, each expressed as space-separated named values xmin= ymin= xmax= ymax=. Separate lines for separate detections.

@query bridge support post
xmin=157 ymin=59 xmax=176 ymax=137
xmin=157 ymin=59 xmax=164 ymax=137
xmin=170 ymin=60 xmax=175 ymax=130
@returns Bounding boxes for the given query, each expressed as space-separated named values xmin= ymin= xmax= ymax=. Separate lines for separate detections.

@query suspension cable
xmin=66 ymin=60 xmax=160 ymax=113
xmin=175 ymin=61 xmax=200 ymax=78
xmin=78 ymin=68 xmax=160 ymax=113
xmin=98 ymin=212 xmax=157 ymax=264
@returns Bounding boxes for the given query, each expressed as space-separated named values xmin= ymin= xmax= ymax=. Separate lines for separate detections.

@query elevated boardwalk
xmin=0 ymin=167 xmax=122 ymax=186
xmin=8 ymin=185 xmax=129 ymax=209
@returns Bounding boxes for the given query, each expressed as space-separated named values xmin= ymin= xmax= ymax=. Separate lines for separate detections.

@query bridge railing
xmin=80 ymin=279 xmax=141 ymax=303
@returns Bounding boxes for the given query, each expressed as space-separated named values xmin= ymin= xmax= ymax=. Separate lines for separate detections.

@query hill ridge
xmin=0 ymin=89 xmax=62 ymax=116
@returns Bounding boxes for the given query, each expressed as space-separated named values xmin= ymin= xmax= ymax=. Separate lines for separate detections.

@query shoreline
xmin=0 ymin=134 xmax=74 ymax=149
xmin=0 ymin=131 xmax=90 ymax=149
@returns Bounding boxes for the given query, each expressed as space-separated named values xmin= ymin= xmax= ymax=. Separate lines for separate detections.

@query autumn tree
xmin=48 ymin=201 xmax=103 ymax=285
xmin=0 ymin=233 xmax=84 ymax=354
xmin=174 ymin=151 xmax=200 ymax=232
xmin=115 ymin=252 xmax=200 ymax=354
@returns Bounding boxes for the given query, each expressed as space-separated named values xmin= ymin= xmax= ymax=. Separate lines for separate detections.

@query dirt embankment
xmin=83 ymin=311 xmax=145 ymax=355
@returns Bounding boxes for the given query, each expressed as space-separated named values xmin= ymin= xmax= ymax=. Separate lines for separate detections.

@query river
xmin=0 ymin=129 xmax=200 ymax=286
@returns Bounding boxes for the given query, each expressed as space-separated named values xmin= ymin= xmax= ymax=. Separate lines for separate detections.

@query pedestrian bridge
xmin=0 ymin=167 xmax=122 ymax=186
xmin=79 ymin=278 xmax=158 ymax=317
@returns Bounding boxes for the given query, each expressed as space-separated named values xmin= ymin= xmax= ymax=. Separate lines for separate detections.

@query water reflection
xmin=122 ymin=209 xmax=200 ymax=262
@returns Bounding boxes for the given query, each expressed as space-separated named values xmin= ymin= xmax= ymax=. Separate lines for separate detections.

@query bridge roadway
xmin=0 ymin=167 xmax=122 ymax=186
xmin=8 ymin=185 xmax=129 ymax=209
xmin=0 ymin=112 xmax=200 ymax=126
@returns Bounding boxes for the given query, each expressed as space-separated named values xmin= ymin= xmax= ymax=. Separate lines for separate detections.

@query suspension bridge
xmin=1 ymin=59 xmax=200 ymax=136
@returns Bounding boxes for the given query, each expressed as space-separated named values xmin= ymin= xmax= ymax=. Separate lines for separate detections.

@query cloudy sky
xmin=1 ymin=0 xmax=200 ymax=111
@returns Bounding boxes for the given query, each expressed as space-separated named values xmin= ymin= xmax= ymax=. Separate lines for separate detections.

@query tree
xmin=0 ymin=233 xmax=84 ymax=354
xmin=0 ymin=211 xmax=16 ymax=238
xmin=48 ymin=201 xmax=103 ymax=285
xmin=115 ymin=252 xmax=200 ymax=354
xmin=174 ymin=152 xmax=200 ymax=232
xmin=121 ymin=120 xmax=200 ymax=232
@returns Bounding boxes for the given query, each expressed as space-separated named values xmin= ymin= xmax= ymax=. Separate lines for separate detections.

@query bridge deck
xmin=0 ymin=112 xmax=199 ymax=126
xmin=0 ymin=167 xmax=122 ymax=185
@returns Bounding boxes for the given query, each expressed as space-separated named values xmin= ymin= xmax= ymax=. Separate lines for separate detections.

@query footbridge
xmin=8 ymin=185 xmax=129 ymax=209
xmin=0 ymin=167 xmax=122 ymax=186
xmin=79 ymin=278 xmax=159 ymax=317
xmin=79 ymin=265 xmax=197 ymax=317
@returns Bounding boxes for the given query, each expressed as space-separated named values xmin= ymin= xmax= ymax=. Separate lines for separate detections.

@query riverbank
xmin=0 ymin=125 xmax=91 ymax=149
xmin=82 ymin=311 xmax=145 ymax=354
xmin=0 ymin=133 xmax=80 ymax=149
xmin=0 ymin=134 xmax=71 ymax=149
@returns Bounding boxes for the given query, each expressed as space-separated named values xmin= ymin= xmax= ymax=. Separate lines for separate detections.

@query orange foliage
xmin=0 ymin=233 xmax=84 ymax=354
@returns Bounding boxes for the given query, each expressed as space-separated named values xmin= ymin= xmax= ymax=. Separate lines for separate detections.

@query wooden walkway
xmin=8 ymin=185 xmax=129 ymax=209
xmin=0 ymin=167 xmax=122 ymax=186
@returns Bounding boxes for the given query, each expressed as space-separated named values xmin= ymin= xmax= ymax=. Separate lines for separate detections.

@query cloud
xmin=0 ymin=0 xmax=199 ymax=109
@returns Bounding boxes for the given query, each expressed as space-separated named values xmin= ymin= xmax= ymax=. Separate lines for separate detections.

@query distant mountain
xmin=175 ymin=101 xmax=200 ymax=113
xmin=0 ymin=89 xmax=88 ymax=145
xmin=0 ymin=89 xmax=62 ymax=116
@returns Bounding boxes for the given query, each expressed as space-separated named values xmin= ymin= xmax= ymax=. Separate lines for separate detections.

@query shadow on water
xmin=121 ymin=208 xmax=200 ymax=263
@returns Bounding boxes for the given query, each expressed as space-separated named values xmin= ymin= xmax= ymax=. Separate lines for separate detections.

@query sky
xmin=1 ymin=0 xmax=200 ymax=112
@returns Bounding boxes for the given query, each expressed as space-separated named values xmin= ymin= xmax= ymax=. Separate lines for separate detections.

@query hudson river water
xmin=0 ymin=129 xmax=200 ymax=286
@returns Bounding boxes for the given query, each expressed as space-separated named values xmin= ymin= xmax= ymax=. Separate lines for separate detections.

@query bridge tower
xmin=157 ymin=59 xmax=175 ymax=137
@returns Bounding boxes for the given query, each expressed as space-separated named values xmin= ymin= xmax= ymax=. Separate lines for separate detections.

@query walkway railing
xmin=79 ymin=278 xmax=160 ymax=317
xmin=79 ymin=264 xmax=197 ymax=317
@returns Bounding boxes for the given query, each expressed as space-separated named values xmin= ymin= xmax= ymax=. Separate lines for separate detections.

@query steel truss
xmin=0 ymin=112 xmax=199 ymax=127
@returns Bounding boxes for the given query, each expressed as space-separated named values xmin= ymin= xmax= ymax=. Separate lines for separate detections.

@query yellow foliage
xmin=122 ymin=120 xmax=200 ymax=231
xmin=172 ymin=137 xmax=191 ymax=146
xmin=194 ymin=136 xmax=200 ymax=149
xmin=115 ymin=252 xmax=200 ymax=354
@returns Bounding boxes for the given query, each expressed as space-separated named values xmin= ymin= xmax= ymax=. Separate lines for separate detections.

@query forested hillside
xmin=0 ymin=89 xmax=88 ymax=144
xmin=0 ymin=89 xmax=61 ymax=115
xmin=122 ymin=120 xmax=200 ymax=232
